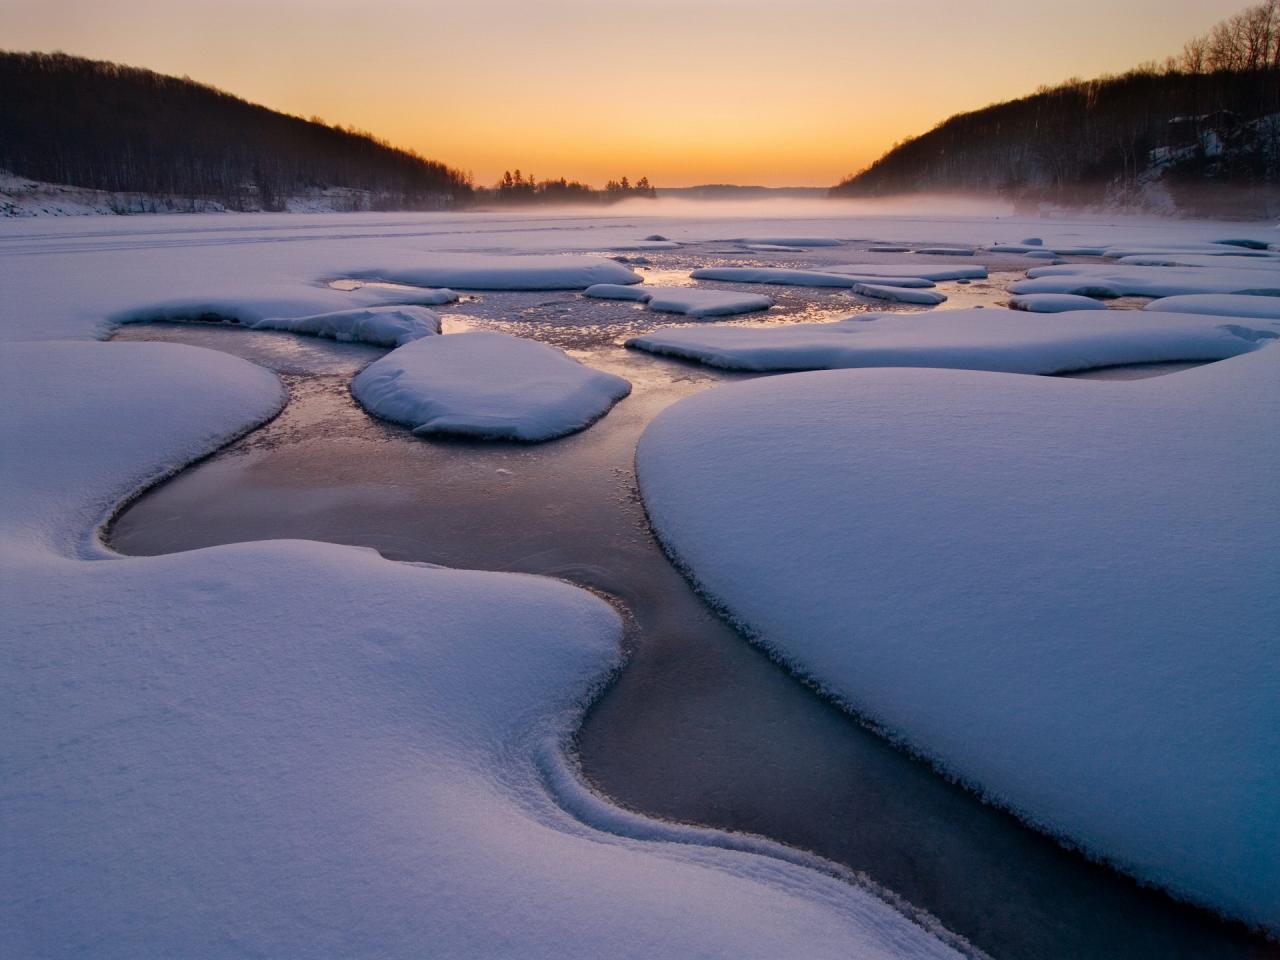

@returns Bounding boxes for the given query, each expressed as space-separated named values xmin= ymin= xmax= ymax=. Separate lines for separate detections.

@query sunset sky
xmin=4 ymin=0 xmax=1255 ymax=187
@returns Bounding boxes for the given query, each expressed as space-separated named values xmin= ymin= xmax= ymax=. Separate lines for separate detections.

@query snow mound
xmin=352 ymin=332 xmax=632 ymax=441
xmin=1116 ymin=253 xmax=1280 ymax=269
xmin=584 ymin=284 xmax=773 ymax=316
xmin=331 ymin=279 xmax=459 ymax=305
xmin=635 ymin=345 xmax=1280 ymax=932
xmin=646 ymin=288 xmax=774 ymax=317
xmin=1008 ymin=294 xmax=1108 ymax=313
xmin=111 ymin=298 xmax=439 ymax=347
xmin=584 ymin=283 xmax=651 ymax=301
xmin=852 ymin=283 xmax=947 ymax=306
xmin=1145 ymin=294 xmax=1280 ymax=320
xmin=348 ymin=254 xmax=642 ymax=290
xmin=626 ymin=308 xmax=1275 ymax=373
xmin=257 ymin=305 xmax=440 ymax=346
xmin=1 ymin=340 xmax=963 ymax=959
xmin=828 ymin=264 xmax=988 ymax=281
xmin=1010 ymin=264 xmax=1280 ymax=298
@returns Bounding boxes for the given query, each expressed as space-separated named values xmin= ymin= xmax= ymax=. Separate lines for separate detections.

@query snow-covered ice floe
xmin=1008 ymin=293 xmax=1108 ymax=313
xmin=737 ymin=236 xmax=844 ymax=247
xmin=626 ymin=308 xmax=1277 ymax=374
xmin=1144 ymin=293 xmax=1280 ymax=320
xmin=852 ymin=283 xmax=947 ymax=306
xmin=584 ymin=283 xmax=773 ymax=317
xmin=691 ymin=267 xmax=934 ymax=289
xmin=635 ymin=344 xmax=1280 ymax=933
xmin=110 ymin=297 xmax=441 ymax=347
xmin=1115 ymin=253 xmax=1280 ymax=269
xmin=0 ymin=340 xmax=965 ymax=959
xmin=352 ymin=331 xmax=632 ymax=441
xmin=1010 ymin=263 xmax=1280 ymax=298
xmin=347 ymin=253 xmax=642 ymax=290
xmin=328 ymin=279 xmax=459 ymax=305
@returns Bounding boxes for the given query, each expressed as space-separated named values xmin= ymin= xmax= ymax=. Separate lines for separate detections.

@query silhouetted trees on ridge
xmin=831 ymin=1 xmax=1280 ymax=212
xmin=0 ymin=51 xmax=473 ymax=211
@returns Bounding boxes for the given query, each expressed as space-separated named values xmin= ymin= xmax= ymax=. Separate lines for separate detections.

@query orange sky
xmin=3 ymin=0 xmax=1255 ymax=187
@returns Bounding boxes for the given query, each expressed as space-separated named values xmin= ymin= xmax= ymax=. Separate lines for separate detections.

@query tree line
xmin=0 ymin=51 xmax=473 ymax=211
xmin=477 ymin=169 xmax=657 ymax=205
xmin=831 ymin=1 xmax=1280 ymax=207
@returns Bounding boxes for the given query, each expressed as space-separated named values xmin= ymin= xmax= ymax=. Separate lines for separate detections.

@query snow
xmin=828 ymin=263 xmax=988 ymax=281
xmin=110 ymin=298 xmax=440 ymax=347
xmin=739 ymin=236 xmax=844 ymax=246
xmin=348 ymin=253 xmax=642 ymax=290
xmin=329 ymin=279 xmax=459 ymax=305
xmin=645 ymin=288 xmax=774 ymax=317
xmin=352 ymin=331 xmax=633 ymax=441
xmin=1010 ymin=264 xmax=1280 ymax=298
xmin=254 ymin=305 xmax=440 ymax=346
xmin=585 ymin=284 xmax=774 ymax=316
xmin=852 ymin=283 xmax=948 ymax=305
xmin=691 ymin=267 xmax=934 ymax=288
xmin=634 ymin=345 xmax=1280 ymax=932
xmin=584 ymin=282 xmax=652 ymax=301
xmin=1116 ymin=253 xmax=1280 ymax=269
xmin=913 ymin=247 xmax=975 ymax=256
xmin=627 ymin=308 xmax=1276 ymax=373
xmin=0 ymin=342 xmax=963 ymax=960
xmin=1145 ymin=294 xmax=1280 ymax=320
xmin=1008 ymin=293 xmax=1108 ymax=313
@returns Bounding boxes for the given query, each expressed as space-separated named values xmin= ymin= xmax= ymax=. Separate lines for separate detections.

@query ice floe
xmin=852 ymin=283 xmax=947 ymax=305
xmin=348 ymin=253 xmax=642 ymax=290
xmin=109 ymin=298 xmax=441 ymax=346
xmin=635 ymin=344 xmax=1280 ymax=932
xmin=1144 ymin=293 xmax=1280 ymax=320
xmin=1010 ymin=264 xmax=1280 ymax=298
xmin=1008 ymin=294 xmax=1108 ymax=313
xmin=0 ymin=341 xmax=962 ymax=959
xmin=584 ymin=284 xmax=773 ymax=317
xmin=626 ymin=308 xmax=1277 ymax=373
xmin=352 ymin=331 xmax=632 ymax=441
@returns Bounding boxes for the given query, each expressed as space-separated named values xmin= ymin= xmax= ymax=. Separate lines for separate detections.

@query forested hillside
xmin=0 ymin=51 xmax=472 ymax=211
xmin=831 ymin=1 xmax=1280 ymax=215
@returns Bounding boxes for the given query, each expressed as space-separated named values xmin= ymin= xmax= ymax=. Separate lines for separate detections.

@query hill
xmin=831 ymin=2 xmax=1280 ymax=216
xmin=0 ymin=51 xmax=472 ymax=213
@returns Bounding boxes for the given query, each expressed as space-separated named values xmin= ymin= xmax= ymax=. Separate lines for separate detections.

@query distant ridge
xmin=0 ymin=51 xmax=472 ymax=213
xmin=831 ymin=1 xmax=1280 ymax=216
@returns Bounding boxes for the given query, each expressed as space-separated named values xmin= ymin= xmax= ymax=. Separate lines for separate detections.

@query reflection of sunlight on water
xmin=637 ymin=267 xmax=696 ymax=287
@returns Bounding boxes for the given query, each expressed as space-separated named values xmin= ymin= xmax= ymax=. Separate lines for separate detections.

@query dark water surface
xmin=110 ymin=308 xmax=1274 ymax=960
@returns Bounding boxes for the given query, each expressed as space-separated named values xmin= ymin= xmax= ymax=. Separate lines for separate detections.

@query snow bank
xmin=1008 ymin=294 xmax=1108 ymax=313
xmin=626 ymin=308 xmax=1276 ymax=373
xmin=353 ymin=332 xmax=632 ymax=441
xmin=1145 ymin=294 xmax=1280 ymax=320
xmin=852 ymin=283 xmax=947 ymax=305
xmin=1010 ymin=264 xmax=1280 ymax=298
xmin=348 ymin=253 xmax=642 ymax=290
xmin=635 ymin=346 xmax=1280 ymax=932
xmin=0 ymin=340 xmax=963 ymax=959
